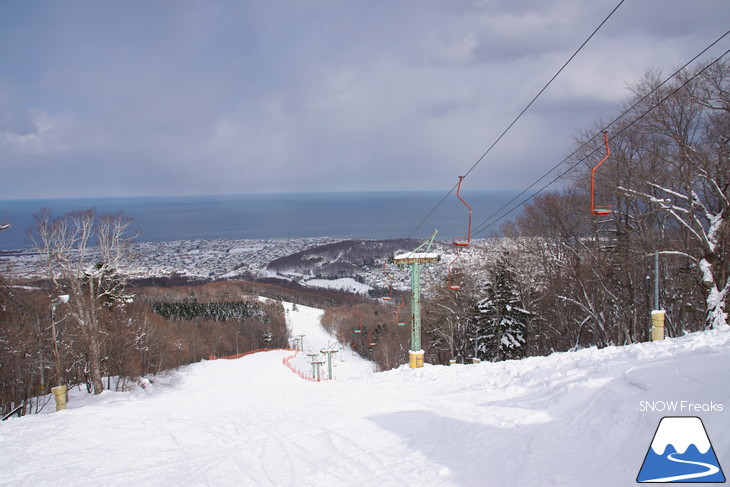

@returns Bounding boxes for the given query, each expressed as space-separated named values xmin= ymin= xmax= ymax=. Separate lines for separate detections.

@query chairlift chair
xmin=367 ymin=325 xmax=377 ymax=347
xmin=395 ymin=296 xmax=406 ymax=326
xmin=453 ymin=176 xmax=472 ymax=246
xmin=590 ymin=131 xmax=612 ymax=215
xmin=447 ymin=250 xmax=462 ymax=291
xmin=382 ymin=261 xmax=393 ymax=301
xmin=352 ymin=305 xmax=363 ymax=333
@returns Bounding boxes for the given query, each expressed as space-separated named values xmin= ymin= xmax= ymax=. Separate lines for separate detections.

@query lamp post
xmin=50 ymin=296 xmax=69 ymax=384
xmin=50 ymin=295 xmax=69 ymax=411
xmin=651 ymin=250 xmax=665 ymax=341
xmin=38 ymin=317 xmax=45 ymax=394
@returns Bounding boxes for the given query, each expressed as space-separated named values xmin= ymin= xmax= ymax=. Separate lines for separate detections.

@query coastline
xmin=0 ymin=235 xmax=490 ymax=297
xmin=0 ymin=190 xmax=518 ymax=251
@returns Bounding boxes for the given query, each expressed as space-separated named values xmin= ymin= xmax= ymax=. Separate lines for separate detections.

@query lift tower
xmin=393 ymin=231 xmax=440 ymax=368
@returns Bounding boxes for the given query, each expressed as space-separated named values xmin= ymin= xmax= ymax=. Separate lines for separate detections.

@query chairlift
xmin=396 ymin=296 xmax=406 ymax=326
xmin=453 ymin=176 xmax=472 ymax=246
xmin=447 ymin=249 xmax=462 ymax=291
xmin=353 ymin=305 xmax=363 ymax=333
xmin=382 ymin=261 xmax=393 ymax=301
xmin=367 ymin=325 xmax=377 ymax=347
xmin=590 ymin=131 xmax=612 ymax=215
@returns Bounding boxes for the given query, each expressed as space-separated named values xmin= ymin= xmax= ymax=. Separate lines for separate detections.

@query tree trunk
xmin=86 ymin=323 xmax=105 ymax=394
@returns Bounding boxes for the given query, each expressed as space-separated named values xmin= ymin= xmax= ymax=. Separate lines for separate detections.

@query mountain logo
xmin=637 ymin=416 xmax=725 ymax=483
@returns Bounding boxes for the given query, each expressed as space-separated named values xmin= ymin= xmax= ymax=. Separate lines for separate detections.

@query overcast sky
xmin=0 ymin=0 xmax=728 ymax=200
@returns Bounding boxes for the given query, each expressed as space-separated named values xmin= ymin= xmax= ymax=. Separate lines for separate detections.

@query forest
xmin=0 ymin=278 xmax=290 ymax=416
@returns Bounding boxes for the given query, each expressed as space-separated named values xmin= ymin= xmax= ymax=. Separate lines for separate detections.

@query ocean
xmin=0 ymin=191 xmax=522 ymax=250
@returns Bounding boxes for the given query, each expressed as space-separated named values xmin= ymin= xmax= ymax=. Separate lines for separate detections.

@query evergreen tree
xmin=470 ymin=255 xmax=530 ymax=361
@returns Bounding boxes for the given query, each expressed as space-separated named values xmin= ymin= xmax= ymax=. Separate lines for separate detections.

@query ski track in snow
xmin=1 ymin=304 xmax=728 ymax=487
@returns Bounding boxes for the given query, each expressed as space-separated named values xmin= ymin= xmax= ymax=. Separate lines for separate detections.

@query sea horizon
xmin=0 ymin=190 xmax=523 ymax=250
xmin=0 ymin=188 xmax=484 ymax=202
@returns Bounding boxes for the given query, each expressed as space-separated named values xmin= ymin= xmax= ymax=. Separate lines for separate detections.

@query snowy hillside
xmin=1 ymin=304 xmax=728 ymax=486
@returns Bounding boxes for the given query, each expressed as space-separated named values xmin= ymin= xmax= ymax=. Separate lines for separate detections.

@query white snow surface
xmin=302 ymin=277 xmax=372 ymax=296
xmin=283 ymin=302 xmax=375 ymax=379
xmin=1 ymin=305 xmax=729 ymax=486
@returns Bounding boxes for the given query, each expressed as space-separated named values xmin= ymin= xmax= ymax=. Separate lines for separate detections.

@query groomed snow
xmin=283 ymin=302 xmax=375 ymax=379
xmin=1 ymin=306 xmax=728 ymax=486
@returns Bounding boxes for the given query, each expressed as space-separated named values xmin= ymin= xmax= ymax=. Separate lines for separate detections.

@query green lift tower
xmin=393 ymin=231 xmax=440 ymax=368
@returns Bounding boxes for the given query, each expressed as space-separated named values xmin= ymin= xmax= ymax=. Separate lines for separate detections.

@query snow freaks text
xmin=639 ymin=401 xmax=724 ymax=413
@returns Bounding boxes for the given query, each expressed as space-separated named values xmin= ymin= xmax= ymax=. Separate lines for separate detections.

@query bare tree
xmin=32 ymin=209 xmax=134 ymax=394
xmin=422 ymin=269 xmax=480 ymax=364
xmin=618 ymin=60 xmax=729 ymax=329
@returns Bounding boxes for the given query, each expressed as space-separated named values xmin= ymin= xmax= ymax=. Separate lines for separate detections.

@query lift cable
xmin=471 ymin=42 xmax=730 ymax=236
xmin=406 ymin=0 xmax=627 ymax=238
xmin=471 ymin=28 xmax=730 ymax=235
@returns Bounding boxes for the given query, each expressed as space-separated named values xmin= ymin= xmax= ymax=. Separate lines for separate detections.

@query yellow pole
xmin=409 ymin=350 xmax=424 ymax=368
xmin=651 ymin=310 xmax=665 ymax=341
xmin=51 ymin=385 xmax=67 ymax=411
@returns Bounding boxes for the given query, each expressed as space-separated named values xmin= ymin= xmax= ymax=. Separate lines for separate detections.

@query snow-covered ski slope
xmin=282 ymin=302 xmax=375 ymax=379
xmin=1 ymin=304 xmax=728 ymax=486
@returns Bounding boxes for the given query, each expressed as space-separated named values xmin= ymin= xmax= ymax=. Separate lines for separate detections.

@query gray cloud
xmin=0 ymin=107 xmax=38 ymax=137
xmin=0 ymin=0 xmax=728 ymax=199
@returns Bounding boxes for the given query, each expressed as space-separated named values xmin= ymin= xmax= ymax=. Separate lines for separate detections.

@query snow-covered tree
xmin=470 ymin=256 xmax=530 ymax=361
xmin=423 ymin=269 xmax=477 ymax=364
xmin=618 ymin=60 xmax=729 ymax=329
